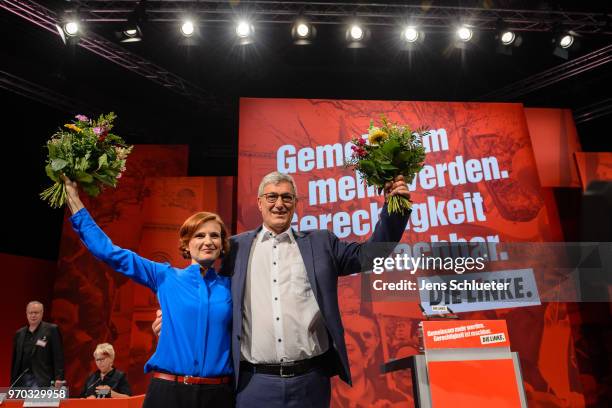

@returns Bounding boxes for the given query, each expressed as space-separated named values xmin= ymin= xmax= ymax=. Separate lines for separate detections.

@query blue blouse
xmin=70 ymin=208 xmax=233 ymax=377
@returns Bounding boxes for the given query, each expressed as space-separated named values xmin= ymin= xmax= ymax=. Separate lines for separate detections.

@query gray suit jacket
xmin=224 ymin=204 xmax=409 ymax=386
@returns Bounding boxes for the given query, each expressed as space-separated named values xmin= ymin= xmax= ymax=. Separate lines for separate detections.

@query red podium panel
xmin=428 ymin=359 xmax=522 ymax=407
xmin=421 ymin=320 xmax=526 ymax=408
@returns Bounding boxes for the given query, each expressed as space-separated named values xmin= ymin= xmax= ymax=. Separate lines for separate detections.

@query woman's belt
xmin=153 ymin=371 xmax=231 ymax=385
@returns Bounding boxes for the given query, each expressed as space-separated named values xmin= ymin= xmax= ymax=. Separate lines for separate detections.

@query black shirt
xmin=21 ymin=324 xmax=42 ymax=372
xmin=81 ymin=368 xmax=132 ymax=398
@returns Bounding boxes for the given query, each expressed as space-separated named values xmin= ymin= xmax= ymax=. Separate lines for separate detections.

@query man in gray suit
xmin=155 ymin=171 xmax=409 ymax=407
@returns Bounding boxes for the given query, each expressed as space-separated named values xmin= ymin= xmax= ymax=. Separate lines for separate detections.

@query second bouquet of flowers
xmin=40 ymin=112 xmax=133 ymax=208
xmin=346 ymin=116 xmax=427 ymax=215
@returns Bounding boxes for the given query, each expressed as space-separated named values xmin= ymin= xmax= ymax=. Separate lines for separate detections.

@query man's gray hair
xmin=26 ymin=300 xmax=44 ymax=310
xmin=258 ymin=171 xmax=298 ymax=196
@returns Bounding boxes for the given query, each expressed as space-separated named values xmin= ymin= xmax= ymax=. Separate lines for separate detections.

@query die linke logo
xmin=480 ymin=332 xmax=506 ymax=345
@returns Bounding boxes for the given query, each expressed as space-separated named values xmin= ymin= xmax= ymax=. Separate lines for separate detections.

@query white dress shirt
xmin=240 ymin=225 xmax=329 ymax=364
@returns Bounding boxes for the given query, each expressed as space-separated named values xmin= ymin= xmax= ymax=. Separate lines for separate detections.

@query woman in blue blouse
xmin=64 ymin=177 xmax=234 ymax=408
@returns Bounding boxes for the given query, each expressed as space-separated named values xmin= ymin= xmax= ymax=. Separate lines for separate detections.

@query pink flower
xmin=75 ymin=114 xmax=89 ymax=122
xmin=93 ymin=127 xmax=108 ymax=141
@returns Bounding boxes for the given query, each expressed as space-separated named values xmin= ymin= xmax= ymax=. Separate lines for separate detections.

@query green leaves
xmin=51 ymin=158 xmax=68 ymax=171
xmin=359 ymin=159 xmax=376 ymax=174
xmin=75 ymin=171 xmax=94 ymax=183
xmin=45 ymin=164 xmax=59 ymax=182
xmin=98 ymin=153 xmax=108 ymax=169
xmin=81 ymin=183 xmax=101 ymax=197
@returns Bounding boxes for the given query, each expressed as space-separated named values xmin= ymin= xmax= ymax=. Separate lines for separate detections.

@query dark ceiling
xmin=1 ymin=0 xmax=611 ymax=259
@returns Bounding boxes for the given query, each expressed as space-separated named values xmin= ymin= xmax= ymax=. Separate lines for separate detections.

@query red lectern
xmin=383 ymin=320 xmax=527 ymax=408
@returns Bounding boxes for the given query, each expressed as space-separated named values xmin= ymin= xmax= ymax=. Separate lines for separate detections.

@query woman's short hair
xmin=178 ymin=212 xmax=230 ymax=260
xmin=94 ymin=343 xmax=115 ymax=360
xmin=257 ymin=171 xmax=298 ymax=196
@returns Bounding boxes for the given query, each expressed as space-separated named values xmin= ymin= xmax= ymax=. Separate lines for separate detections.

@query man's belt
xmin=153 ymin=371 xmax=231 ymax=385
xmin=240 ymin=352 xmax=329 ymax=378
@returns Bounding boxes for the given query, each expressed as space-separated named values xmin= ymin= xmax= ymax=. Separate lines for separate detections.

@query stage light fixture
xmin=349 ymin=25 xmax=364 ymax=41
xmin=500 ymin=31 xmax=516 ymax=45
xmin=55 ymin=16 xmax=82 ymax=46
xmin=235 ymin=20 xmax=254 ymax=45
xmin=291 ymin=20 xmax=316 ymax=45
xmin=457 ymin=26 xmax=473 ymax=42
xmin=63 ymin=21 xmax=79 ymax=37
xmin=181 ymin=20 xmax=195 ymax=37
xmin=402 ymin=26 xmax=419 ymax=43
xmin=116 ymin=3 xmax=146 ymax=43
xmin=119 ymin=26 xmax=143 ymax=43
xmin=552 ymin=30 xmax=580 ymax=60
xmin=345 ymin=23 xmax=369 ymax=48
xmin=559 ymin=34 xmax=574 ymax=49
xmin=236 ymin=21 xmax=252 ymax=38
xmin=297 ymin=23 xmax=309 ymax=38
xmin=494 ymin=19 xmax=522 ymax=55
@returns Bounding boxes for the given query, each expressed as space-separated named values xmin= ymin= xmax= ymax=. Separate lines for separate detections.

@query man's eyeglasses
xmin=260 ymin=193 xmax=296 ymax=204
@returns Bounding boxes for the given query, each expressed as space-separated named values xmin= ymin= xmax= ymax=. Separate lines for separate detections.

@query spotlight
xmin=235 ymin=20 xmax=254 ymax=45
xmin=116 ymin=3 xmax=146 ymax=43
xmin=402 ymin=26 xmax=419 ymax=43
xmin=63 ymin=21 xmax=79 ymax=37
xmin=559 ymin=34 xmax=574 ymax=49
xmin=456 ymin=26 xmax=473 ymax=42
xmin=500 ymin=31 xmax=515 ymax=45
xmin=345 ymin=23 xmax=369 ymax=48
xmin=494 ymin=19 xmax=522 ymax=55
xmin=552 ymin=30 xmax=580 ymax=59
xmin=119 ymin=26 xmax=142 ymax=43
xmin=350 ymin=25 xmax=364 ymax=41
xmin=291 ymin=20 xmax=316 ymax=45
xmin=236 ymin=21 xmax=253 ymax=38
xmin=181 ymin=20 xmax=195 ymax=37
xmin=55 ymin=17 xmax=81 ymax=45
xmin=297 ymin=23 xmax=309 ymax=38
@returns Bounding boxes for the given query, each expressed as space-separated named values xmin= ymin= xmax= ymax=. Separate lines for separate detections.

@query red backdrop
xmin=237 ymin=98 xmax=585 ymax=407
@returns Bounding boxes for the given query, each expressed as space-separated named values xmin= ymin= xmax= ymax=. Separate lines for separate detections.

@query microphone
xmin=9 ymin=368 xmax=30 ymax=389
xmin=85 ymin=377 xmax=103 ymax=394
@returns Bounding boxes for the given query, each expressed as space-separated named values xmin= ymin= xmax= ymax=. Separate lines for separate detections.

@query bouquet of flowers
xmin=40 ymin=113 xmax=133 ymax=208
xmin=346 ymin=116 xmax=427 ymax=215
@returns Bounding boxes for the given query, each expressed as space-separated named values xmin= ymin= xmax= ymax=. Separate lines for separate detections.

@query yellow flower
xmin=368 ymin=128 xmax=388 ymax=145
xmin=64 ymin=123 xmax=82 ymax=133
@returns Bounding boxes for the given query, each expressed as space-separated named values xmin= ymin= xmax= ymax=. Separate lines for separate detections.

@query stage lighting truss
xmin=59 ymin=1 xmax=612 ymax=37
xmin=0 ymin=0 xmax=216 ymax=106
